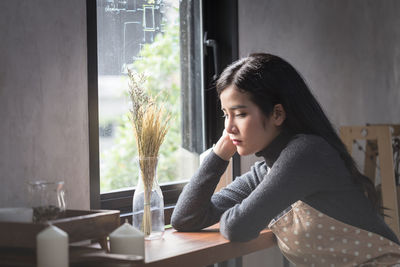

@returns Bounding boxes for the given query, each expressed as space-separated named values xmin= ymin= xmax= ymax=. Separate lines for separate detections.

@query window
xmin=95 ymin=0 xmax=202 ymax=195
xmin=87 ymin=0 xmax=239 ymax=216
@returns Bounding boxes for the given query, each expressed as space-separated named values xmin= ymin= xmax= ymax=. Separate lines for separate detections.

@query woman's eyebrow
xmin=228 ymin=105 xmax=247 ymax=110
xmin=221 ymin=105 xmax=247 ymax=112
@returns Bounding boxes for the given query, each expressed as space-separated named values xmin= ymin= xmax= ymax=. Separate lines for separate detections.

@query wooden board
xmin=0 ymin=209 xmax=120 ymax=248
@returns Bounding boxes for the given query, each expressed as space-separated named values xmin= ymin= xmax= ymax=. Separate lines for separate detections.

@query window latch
xmin=204 ymin=32 xmax=220 ymax=80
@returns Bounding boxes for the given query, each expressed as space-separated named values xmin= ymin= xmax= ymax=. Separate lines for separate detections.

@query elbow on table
xmin=170 ymin=217 xmax=186 ymax=231
xmin=170 ymin=212 xmax=185 ymax=231
xmin=221 ymin=228 xmax=254 ymax=242
xmin=220 ymin=221 xmax=256 ymax=242
xmin=171 ymin=212 xmax=199 ymax=232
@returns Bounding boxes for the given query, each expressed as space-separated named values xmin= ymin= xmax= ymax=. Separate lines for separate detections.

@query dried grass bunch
xmin=128 ymin=70 xmax=170 ymax=235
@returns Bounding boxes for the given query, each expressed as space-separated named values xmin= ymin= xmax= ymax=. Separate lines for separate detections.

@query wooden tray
xmin=0 ymin=209 xmax=120 ymax=248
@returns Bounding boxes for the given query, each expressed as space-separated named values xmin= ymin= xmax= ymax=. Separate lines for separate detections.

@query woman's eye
xmin=221 ymin=112 xmax=245 ymax=118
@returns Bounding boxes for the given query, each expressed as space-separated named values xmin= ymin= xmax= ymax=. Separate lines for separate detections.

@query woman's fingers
xmin=213 ymin=130 xmax=237 ymax=161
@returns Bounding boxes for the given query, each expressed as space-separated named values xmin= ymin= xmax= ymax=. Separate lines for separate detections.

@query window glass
xmin=96 ymin=0 xmax=200 ymax=193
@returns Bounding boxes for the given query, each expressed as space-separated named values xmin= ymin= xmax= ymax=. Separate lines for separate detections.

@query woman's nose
xmin=225 ymin=119 xmax=237 ymax=134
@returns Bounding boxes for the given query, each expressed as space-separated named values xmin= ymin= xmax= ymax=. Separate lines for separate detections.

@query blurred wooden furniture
xmin=340 ymin=124 xmax=400 ymax=238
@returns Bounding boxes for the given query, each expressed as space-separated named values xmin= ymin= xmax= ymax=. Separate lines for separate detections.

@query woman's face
xmin=220 ymin=85 xmax=282 ymax=156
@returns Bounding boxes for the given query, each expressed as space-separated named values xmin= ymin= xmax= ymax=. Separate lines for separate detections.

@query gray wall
xmin=239 ymin=1 xmax=400 ymax=266
xmin=0 ymin=0 xmax=90 ymax=209
xmin=239 ymin=0 xmax=400 ymax=127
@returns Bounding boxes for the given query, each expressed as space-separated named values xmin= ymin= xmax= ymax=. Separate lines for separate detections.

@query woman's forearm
xmin=171 ymin=151 xmax=229 ymax=231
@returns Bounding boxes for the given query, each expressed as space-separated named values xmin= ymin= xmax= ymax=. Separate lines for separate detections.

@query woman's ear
xmin=272 ymin=104 xmax=286 ymax=126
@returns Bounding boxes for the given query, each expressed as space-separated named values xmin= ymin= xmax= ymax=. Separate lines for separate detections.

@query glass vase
xmin=28 ymin=181 xmax=66 ymax=223
xmin=132 ymin=157 xmax=164 ymax=240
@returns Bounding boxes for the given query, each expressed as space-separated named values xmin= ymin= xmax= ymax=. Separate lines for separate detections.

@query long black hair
xmin=216 ymin=53 xmax=379 ymax=211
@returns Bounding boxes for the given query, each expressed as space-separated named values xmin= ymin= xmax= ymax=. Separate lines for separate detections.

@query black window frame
xmin=87 ymin=0 xmax=239 ymax=222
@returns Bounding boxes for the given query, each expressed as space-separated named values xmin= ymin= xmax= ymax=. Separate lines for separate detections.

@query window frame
xmin=87 ymin=0 xmax=239 ymax=219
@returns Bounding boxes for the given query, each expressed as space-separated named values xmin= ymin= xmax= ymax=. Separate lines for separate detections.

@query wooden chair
xmin=340 ymin=124 xmax=400 ymax=238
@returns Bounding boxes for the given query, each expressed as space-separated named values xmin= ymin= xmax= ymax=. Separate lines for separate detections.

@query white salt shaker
xmin=36 ymin=225 xmax=69 ymax=267
xmin=109 ymin=220 xmax=144 ymax=257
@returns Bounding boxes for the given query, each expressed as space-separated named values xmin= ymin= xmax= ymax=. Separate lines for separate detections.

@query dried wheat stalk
xmin=128 ymin=70 xmax=170 ymax=236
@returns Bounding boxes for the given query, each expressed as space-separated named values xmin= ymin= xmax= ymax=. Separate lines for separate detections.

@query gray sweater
xmin=171 ymin=133 xmax=398 ymax=243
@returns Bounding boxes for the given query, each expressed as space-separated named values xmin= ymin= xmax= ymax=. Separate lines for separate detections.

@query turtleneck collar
xmin=255 ymin=131 xmax=293 ymax=168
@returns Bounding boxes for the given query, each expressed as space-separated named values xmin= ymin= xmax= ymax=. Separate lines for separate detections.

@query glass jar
xmin=132 ymin=157 xmax=164 ymax=240
xmin=28 ymin=181 xmax=66 ymax=223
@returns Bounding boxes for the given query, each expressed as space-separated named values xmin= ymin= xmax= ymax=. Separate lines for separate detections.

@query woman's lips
xmin=231 ymin=139 xmax=242 ymax=145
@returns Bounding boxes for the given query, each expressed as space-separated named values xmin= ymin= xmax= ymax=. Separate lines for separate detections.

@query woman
xmin=171 ymin=53 xmax=400 ymax=266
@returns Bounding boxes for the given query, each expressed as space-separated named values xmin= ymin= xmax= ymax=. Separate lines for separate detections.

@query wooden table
xmin=0 ymin=225 xmax=276 ymax=267
xmin=137 ymin=225 xmax=275 ymax=267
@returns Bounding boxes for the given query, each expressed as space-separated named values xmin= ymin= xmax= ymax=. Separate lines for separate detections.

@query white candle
xmin=0 ymin=207 xmax=32 ymax=222
xmin=36 ymin=225 xmax=69 ymax=267
xmin=109 ymin=221 xmax=144 ymax=257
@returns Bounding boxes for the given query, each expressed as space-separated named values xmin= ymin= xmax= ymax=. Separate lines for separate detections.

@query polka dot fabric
xmin=268 ymin=201 xmax=400 ymax=266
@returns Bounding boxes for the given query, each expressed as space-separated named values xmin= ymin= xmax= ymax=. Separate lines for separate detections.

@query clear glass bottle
xmin=132 ymin=157 xmax=164 ymax=240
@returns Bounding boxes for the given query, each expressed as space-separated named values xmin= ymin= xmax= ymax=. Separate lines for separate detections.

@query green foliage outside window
xmin=100 ymin=10 xmax=181 ymax=192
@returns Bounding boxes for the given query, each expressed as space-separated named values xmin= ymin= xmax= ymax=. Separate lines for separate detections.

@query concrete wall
xmin=239 ymin=0 xmax=400 ymax=127
xmin=239 ymin=1 xmax=400 ymax=266
xmin=0 ymin=0 xmax=90 ymax=209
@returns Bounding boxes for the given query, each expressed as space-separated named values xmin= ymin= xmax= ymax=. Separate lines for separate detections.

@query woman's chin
xmin=236 ymin=148 xmax=253 ymax=156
